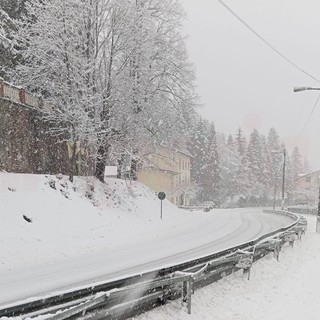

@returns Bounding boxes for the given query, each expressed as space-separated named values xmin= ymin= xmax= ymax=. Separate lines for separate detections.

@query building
xmin=294 ymin=170 xmax=320 ymax=204
xmin=137 ymin=146 xmax=192 ymax=206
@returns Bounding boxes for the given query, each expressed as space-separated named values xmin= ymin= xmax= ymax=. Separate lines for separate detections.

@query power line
xmin=217 ymin=0 xmax=320 ymax=84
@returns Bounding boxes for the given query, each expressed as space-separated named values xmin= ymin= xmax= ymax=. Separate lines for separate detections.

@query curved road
xmin=0 ymin=208 xmax=295 ymax=307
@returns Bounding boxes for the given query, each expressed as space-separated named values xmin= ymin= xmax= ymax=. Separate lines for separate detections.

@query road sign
xmin=158 ymin=192 xmax=166 ymax=200
xmin=158 ymin=192 xmax=166 ymax=219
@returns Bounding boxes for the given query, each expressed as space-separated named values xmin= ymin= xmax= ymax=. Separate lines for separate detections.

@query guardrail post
xmin=274 ymin=243 xmax=281 ymax=261
xmin=191 ymin=278 xmax=195 ymax=294
xmin=243 ymin=264 xmax=252 ymax=280
xmin=182 ymin=278 xmax=192 ymax=314
xmin=236 ymin=252 xmax=253 ymax=280
xmin=187 ymin=279 xmax=192 ymax=314
xmin=297 ymin=229 xmax=302 ymax=241
xmin=284 ymin=233 xmax=295 ymax=248
xmin=182 ymin=280 xmax=187 ymax=302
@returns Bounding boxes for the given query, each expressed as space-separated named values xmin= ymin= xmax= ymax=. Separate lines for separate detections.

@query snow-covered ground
xmin=136 ymin=215 xmax=320 ymax=320
xmin=0 ymin=172 xmax=315 ymax=320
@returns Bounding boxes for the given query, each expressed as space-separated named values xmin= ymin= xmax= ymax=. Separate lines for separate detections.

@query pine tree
xmin=188 ymin=119 xmax=220 ymax=203
xmin=205 ymin=123 xmax=220 ymax=201
xmin=285 ymin=153 xmax=295 ymax=203
xmin=246 ymin=128 xmax=264 ymax=203
xmin=267 ymin=127 xmax=283 ymax=204
xmin=189 ymin=119 xmax=209 ymax=203
xmin=218 ymin=132 xmax=240 ymax=205
xmin=227 ymin=134 xmax=234 ymax=148
xmin=234 ymin=127 xmax=246 ymax=156
xmin=234 ymin=128 xmax=250 ymax=200
xmin=291 ymin=146 xmax=303 ymax=189
xmin=260 ymin=134 xmax=272 ymax=194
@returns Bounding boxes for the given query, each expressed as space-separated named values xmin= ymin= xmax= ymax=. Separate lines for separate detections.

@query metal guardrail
xmin=0 ymin=210 xmax=307 ymax=319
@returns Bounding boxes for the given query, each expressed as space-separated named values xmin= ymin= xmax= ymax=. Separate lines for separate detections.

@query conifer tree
xmin=291 ymin=146 xmax=303 ymax=189
xmin=247 ymin=128 xmax=264 ymax=203
xmin=234 ymin=127 xmax=250 ymax=200
xmin=206 ymin=123 xmax=220 ymax=201
xmin=218 ymin=132 xmax=240 ymax=205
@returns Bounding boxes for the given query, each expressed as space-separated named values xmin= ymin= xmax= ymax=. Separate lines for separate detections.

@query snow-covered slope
xmin=0 ymin=172 xmax=189 ymax=272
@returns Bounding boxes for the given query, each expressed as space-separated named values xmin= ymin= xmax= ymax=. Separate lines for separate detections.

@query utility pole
xmin=317 ymin=187 xmax=320 ymax=233
xmin=281 ymin=148 xmax=286 ymax=210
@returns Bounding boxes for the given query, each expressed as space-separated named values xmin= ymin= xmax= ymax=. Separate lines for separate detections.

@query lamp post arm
xmin=294 ymin=86 xmax=320 ymax=92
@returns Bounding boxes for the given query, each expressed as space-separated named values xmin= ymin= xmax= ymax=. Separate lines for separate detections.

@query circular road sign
xmin=158 ymin=192 xmax=166 ymax=200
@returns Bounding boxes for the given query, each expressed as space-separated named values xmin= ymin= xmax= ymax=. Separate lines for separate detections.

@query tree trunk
xmin=95 ymin=143 xmax=108 ymax=182
xmin=69 ymin=141 xmax=77 ymax=182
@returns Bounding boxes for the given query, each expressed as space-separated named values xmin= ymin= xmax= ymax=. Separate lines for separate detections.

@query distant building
xmin=294 ymin=170 xmax=320 ymax=204
xmin=137 ymin=146 xmax=192 ymax=206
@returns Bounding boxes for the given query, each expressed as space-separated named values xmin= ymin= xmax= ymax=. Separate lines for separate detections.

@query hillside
xmin=1 ymin=172 xmax=201 ymax=273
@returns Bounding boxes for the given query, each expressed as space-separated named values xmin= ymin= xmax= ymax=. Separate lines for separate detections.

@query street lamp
xmin=293 ymin=86 xmax=320 ymax=92
xmin=294 ymin=85 xmax=320 ymax=233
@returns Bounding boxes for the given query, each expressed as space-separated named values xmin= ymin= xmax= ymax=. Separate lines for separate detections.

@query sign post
xmin=158 ymin=192 xmax=166 ymax=219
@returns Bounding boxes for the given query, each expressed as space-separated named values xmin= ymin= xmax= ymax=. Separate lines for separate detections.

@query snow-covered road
xmin=0 ymin=208 xmax=293 ymax=307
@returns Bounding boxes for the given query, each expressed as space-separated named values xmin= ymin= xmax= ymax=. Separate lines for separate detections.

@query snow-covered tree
xmin=234 ymin=127 xmax=247 ymax=157
xmin=218 ymin=133 xmax=240 ymax=206
xmin=111 ymin=0 xmax=197 ymax=180
xmin=188 ymin=119 xmax=221 ymax=203
xmin=14 ymin=0 xmax=107 ymax=181
xmin=246 ymin=129 xmax=264 ymax=199
xmin=285 ymin=152 xmax=295 ymax=202
xmin=12 ymin=0 xmax=197 ymax=182
xmin=205 ymin=123 xmax=220 ymax=200
xmin=260 ymin=134 xmax=272 ymax=192
xmin=0 ymin=0 xmax=25 ymax=78
xmin=189 ymin=119 xmax=208 ymax=202
xmin=291 ymin=146 xmax=303 ymax=184
xmin=266 ymin=128 xmax=283 ymax=203
xmin=234 ymin=128 xmax=250 ymax=200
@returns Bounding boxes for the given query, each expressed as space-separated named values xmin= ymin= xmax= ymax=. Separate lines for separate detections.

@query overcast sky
xmin=181 ymin=0 xmax=320 ymax=170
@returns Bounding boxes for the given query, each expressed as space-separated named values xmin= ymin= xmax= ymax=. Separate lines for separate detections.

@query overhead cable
xmin=217 ymin=0 xmax=320 ymax=84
